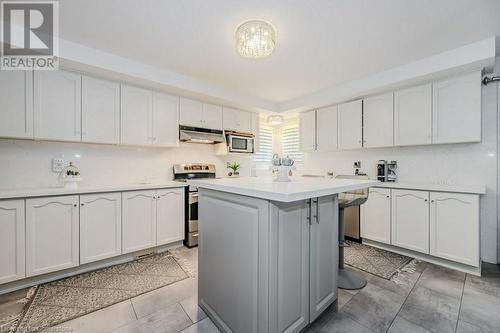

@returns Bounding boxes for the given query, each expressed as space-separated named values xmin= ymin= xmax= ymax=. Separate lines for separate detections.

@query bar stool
xmin=335 ymin=174 xmax=370 ymax=290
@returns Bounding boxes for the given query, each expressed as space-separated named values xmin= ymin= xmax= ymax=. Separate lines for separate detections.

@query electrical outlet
xmin=52 ymin=158 xmax=65 ymax=172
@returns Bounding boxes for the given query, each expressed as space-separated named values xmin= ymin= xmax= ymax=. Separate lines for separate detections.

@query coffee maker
xmin=377 ymin=160 xmax=397 ymax=182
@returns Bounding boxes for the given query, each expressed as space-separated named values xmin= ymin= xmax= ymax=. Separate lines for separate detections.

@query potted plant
xmin=227 ymin=162 xmax=241 ymax=177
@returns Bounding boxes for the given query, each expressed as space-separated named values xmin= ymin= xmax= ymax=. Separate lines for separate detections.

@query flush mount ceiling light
xmin=267 ymin=115 xmax=283 ymax=126
xmin=236 ymin=20 xmax=276 ymax=59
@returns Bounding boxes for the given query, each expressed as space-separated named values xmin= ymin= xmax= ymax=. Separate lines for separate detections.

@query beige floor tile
xmin=131 ymin=278 xmax=198 ymax=318
xmin=47 ymin=300 xmax=137 ymax=333
xmin=110 ymin=302 xmax=191 ymax=333
xmin=180 ymin=295 xmax=207 ymax=323
xmin=179 ymin=317 xmax=220 ymax=333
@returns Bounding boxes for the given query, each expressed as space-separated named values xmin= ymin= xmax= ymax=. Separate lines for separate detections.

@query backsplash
xmin=0 ymin=140 xmax=230 ymax=189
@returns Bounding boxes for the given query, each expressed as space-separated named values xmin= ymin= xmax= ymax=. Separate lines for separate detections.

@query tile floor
xmin=1 ymin=247 xmax=499 ymax=333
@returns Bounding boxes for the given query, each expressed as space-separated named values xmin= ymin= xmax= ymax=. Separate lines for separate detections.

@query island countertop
xmin=189 ymin=176 xmax=378 ymax=202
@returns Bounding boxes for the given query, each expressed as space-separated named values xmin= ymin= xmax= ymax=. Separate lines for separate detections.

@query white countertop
xmin=189 ymin=176 xmax=378 ymax=202
xmin=374 ymin=181 xmax=486 ymax=194
xmin=0 ymin=181 xmax=187 ymax=200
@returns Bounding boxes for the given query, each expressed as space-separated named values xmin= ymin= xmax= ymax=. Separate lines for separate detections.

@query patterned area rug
xmin=9 ymin=251 xmax=192 ymax=333
xmin=344 ymin=241 xmax=413 ymax=279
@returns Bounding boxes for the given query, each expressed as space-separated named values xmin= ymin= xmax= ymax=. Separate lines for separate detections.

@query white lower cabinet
xmin=156 ymin=188 xmax=185 ymax=245
xmin=122 ymin=189 xmax=185 ymax=254
xmin=391 ymin=189 xmax=429 ymax=253
xmin=0 ymin=200 xmax=25 ymax=284
xmin=122 ymin=190 xmax=157 ymax=254
xmin=80 ymin=193 xmax=122 ymax=264
xmin=429 ymin=192 xmax=479 ymax=266
xmin=272 ymin=200 xmax=310 ymax=333
xmin=26 ymin=196 xmax=79 ymax=277
xmin=309 ymin=196 xmax=338 ymax=322
xmin=361 ymin=188 xmax=391 ymax=244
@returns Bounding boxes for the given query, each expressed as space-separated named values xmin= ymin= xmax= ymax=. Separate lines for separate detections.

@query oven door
xmin=188 ymin=192 xmax=198 ymax=232
xmin=228 ymin=136 xmax=253 ymax=153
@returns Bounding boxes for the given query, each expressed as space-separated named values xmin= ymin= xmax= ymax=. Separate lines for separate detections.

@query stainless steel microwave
xmin=227 ymin=134 xmax=254 ymax=153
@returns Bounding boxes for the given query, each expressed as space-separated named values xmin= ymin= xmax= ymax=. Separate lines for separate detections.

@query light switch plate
xmin=52 ymin=158 xmax=65 ymax=172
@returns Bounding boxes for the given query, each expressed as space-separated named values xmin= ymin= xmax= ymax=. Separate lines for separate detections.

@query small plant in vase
xmin=227 ymin=162 xmax=241 ymax=177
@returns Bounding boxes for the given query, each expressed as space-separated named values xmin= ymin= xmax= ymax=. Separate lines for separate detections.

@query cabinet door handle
xmin=80 ymin=203 xmax=85 ymax=206
xmin=431 ymin=200 xmax=435 ymax=203
xmin=306 ymin=200 xmax=311 ymax=225
xmin=313 ymin=199 xmax=319 ymax=223
xmin=424 ymin=199 xmax=428 ymax=202
xmin=73 ymin=203 xmax=78 ymax=207
xmin=386 ymin=195 xmax=390 ymax=198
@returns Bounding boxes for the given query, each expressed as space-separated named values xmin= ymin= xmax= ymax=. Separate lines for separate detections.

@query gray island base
xmin=191 ymin=177 xmax=376 ymax=333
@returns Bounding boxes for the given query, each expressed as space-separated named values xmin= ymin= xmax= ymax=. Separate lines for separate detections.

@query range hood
xmin=179 ymin=125 xmax=225 ymax=144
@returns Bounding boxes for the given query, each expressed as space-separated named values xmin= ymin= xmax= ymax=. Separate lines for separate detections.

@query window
xmin=253 ymin=123 xmax=273 ymax=164
xmin=281 ymin=123 xmax=303 ymax=163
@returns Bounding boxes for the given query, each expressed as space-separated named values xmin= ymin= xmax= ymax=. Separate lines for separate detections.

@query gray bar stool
xmin=336 ymin=174 xmax=370 ymax=290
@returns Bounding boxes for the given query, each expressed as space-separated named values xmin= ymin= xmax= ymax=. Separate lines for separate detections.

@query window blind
xmin=281 ymin=123 xmax=303 ymax=163
xmin=253 ymin=124 xmax=274 ymax=164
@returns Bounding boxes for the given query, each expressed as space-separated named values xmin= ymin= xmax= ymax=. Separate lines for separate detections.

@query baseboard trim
xmin=362 ymin=239 xmax=482 ymax=276
xmin=0 ymin=241 xmax=183 ymax=295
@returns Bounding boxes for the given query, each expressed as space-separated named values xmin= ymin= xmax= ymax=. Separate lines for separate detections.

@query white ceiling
xmin=60 ymin=0 xmax=500 ymax=105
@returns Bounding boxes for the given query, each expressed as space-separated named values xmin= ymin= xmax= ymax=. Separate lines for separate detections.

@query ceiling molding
xmin=58 ymin=36 xmax=495 ymax=114
xmin=278 ymin=37 xmax=497 ymax=113
xmin=59 ymin=38 xmax=278 ymax=112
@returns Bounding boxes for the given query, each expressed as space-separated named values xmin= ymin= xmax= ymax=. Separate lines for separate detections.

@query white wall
xmin=303 ymin=82 xmax=499 ymax=264
xmin=0 ymin=140 xmax=231 ymax=189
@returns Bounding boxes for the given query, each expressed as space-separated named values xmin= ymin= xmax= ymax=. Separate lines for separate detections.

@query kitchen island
xmin=189 ymin=176 xmax=377 ymax=333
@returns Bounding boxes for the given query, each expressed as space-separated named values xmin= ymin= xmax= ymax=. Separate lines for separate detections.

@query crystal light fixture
xmin=236 ymin=20 xmax=276 ymax=58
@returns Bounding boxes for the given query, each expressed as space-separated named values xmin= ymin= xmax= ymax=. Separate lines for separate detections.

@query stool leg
xmin=338 ymin=207 xmax=367 ymax=290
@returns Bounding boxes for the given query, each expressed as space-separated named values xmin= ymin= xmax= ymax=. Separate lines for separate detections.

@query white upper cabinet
xmin=179 ymin=98 xmax=203 ymax=127
xmin=34 ymin=70 xmax=82 ymax=142
xmin=180 ymin=98 xmax=222 ymax=130
xmin=432 ymin=71 xmax=481 ymax=144
xmin=79 ymin=193 xmax=122 ymax=264
xmin=223 ymin=107 xmax=252 ymax=133
xmin=363 ymin=93 xmax=394 ymax=148
xmin=0 ymin=71 xmax=33 ymax=139
xmin=81 ymin=76 xmax=120 ymax=144
xmin=316 ymin=105 xmax=338 ymax=151
xmin=338 ymin=100 xmax=363 ymax=150
xmin=26 ymin=196 xmax=79 ymax=277
xmin=153 ymin=92 xmax=179 ymax=147
xmin=156 ymin=188 xmax=185 ymax=246
xmin=0 ymin=200 xmax=25 ymax=284
xmin=202 ymin=103 xmax=223 ymax=130
xmin=394 ymin=84 xmax=432 ymax=146
xmin=121 ymin=85 xmax=153 ymax=146
xmin=429 ymin=192 xmax=479 ymax=266
xmin=299 ymin=110 xmax=316 ymax=151
xmin=361 ymin=188 xmax=391 ymax=244
xmin=391 ymin=189 xmax=429 ymax=254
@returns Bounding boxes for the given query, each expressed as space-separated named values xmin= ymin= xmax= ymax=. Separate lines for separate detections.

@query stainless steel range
xmin=173 ymin=163 xmax=216 ymax=247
